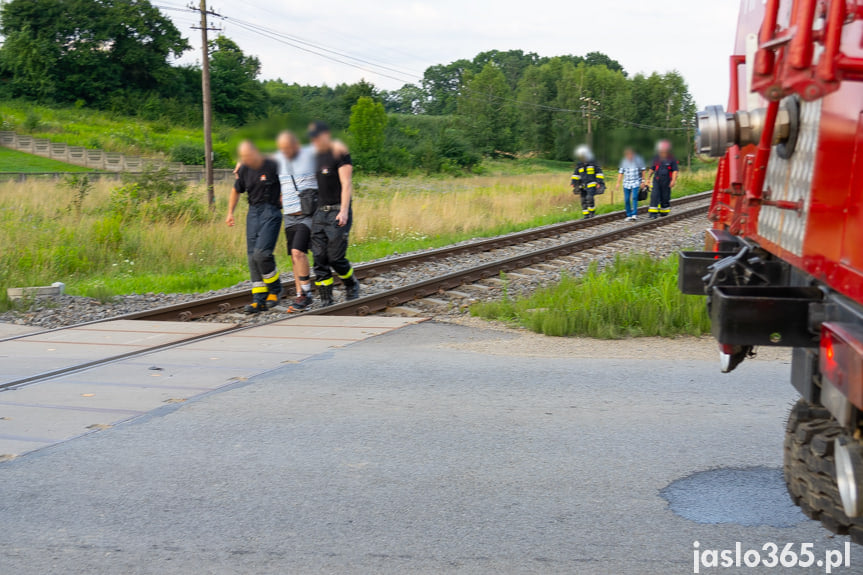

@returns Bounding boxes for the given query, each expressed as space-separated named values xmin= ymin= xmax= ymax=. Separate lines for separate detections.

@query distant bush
xmin=62 ymin=174 xmax=93 ymax=216
xmin=23 ymin=111 xmax=41 ymax=133
xmin=122 ymin=166 xmax=188 ymax=199
xmin=169 ymin=143 xmax=206 ymax=166
xmin=108 ymin=166 xmax=209 ymax=223
xmin=169 ymin=142 xmax=233 ymax=169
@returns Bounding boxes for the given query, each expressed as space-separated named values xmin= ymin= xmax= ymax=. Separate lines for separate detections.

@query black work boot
xmin=318 ymin=284 xmax=334 ymax=307
xmin=245 ymin=300 xmax=265 ymax=314
xmin=343 ymin=276 xmax=360 ymax=301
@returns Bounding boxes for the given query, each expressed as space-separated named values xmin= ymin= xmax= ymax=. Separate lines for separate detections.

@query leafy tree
xmin=583 ymin=51 xmax=626 ymax=75
xmin=515 ymin=65 xmax=552 ymax=155
xmin=472 ymin=50 xmax=541 ymax=91
xmin=349 ymin=96 xmax=388 ymax=171
xmin=383 ymin=84 xmax=425 ymax=114
xmin=551 ymin=62 xmax=584 ymax=160
xmin=457 ymin=63 xmax=517 ymax=156
xmin=209 ymin=35 xmax=268 ymax=126
xmin=0 ymin=0 xmax=189 ymax=104
xmin=422 ymin=59 xmax=472 ymax=115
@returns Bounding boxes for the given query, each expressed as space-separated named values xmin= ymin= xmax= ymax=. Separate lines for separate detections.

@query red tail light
xmin=820 ymin=323 xmax=863 ymax=409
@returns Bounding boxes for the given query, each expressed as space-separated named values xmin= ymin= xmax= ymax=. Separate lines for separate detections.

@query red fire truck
xmin=682 ymin=0 xmax=863 ymax=541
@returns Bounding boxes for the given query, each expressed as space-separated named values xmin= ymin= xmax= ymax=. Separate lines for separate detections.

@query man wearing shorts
xmin=275 ymin=131 xmax=317 ymax=312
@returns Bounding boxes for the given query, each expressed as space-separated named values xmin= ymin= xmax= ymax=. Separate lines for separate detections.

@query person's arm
xmin=337 ymin=163 xmax=353 ymax=227
xmin=233 ymin=162 xmax=241 ymax=179
xmin=571 ymin=169 xmax=580 ymax=190
xmin=226 ymin=188 xmax=239 ymax=227
xmin=616 ymin=170 xmax=624 ymax=191
xmin=670 ymin=159 xmax=680 ymax=188
xmin=645 ymin=162 xmax=655 ymax=186
xmin=227 ymin=168 xmax=243 ymax=226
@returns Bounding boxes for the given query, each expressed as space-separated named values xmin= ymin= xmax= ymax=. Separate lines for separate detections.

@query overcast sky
xmin=165 ymin=0 xmax=742 ymax=109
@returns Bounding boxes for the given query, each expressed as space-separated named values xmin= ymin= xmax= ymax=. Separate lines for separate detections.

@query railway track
xmin=88 ymin=191 xmax=712 ymax=323
xmin=1 ymin=192 xmax=710 ymax=341
xmin=0 ymin=200 xmax=708 ymax=391
xmin=307 ymin=202 xmax=708 ymax=317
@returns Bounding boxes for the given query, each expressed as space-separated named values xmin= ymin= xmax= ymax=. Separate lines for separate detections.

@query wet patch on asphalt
xmin=661 ymin=466 xmax=808 ymax=528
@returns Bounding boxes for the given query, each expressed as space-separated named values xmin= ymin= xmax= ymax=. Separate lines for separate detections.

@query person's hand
xmin=226 ymin=213 xmax=235 ymax=227
xmin=336 ymin=210 xmax=349 ymax=227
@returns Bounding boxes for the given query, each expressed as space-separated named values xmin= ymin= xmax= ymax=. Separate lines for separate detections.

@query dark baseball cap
xmin=307 ymin=121 xmax=330 ymax=139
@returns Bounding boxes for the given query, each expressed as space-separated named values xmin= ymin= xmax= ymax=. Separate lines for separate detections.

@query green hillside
xmin=0 ymin=101 xmax=226 ymax=163
xmin=0 ymin=146 xmax=92 ymax=173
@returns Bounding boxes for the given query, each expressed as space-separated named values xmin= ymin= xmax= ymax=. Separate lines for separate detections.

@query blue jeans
xmin=624 ymin=187 xmax=640 ymax=217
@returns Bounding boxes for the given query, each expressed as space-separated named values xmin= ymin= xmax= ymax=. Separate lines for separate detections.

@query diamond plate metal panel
xmin=759 ymin=99 xmax=821 ymax=256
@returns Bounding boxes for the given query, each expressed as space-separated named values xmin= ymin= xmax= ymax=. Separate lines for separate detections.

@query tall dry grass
xmin=352 ymin=174 xmax=583 ymax=242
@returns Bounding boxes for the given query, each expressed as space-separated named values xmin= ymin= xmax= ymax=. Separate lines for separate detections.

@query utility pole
xmin=190 ymin=1 xmax=221 ymax=207
xmin=579 ymin=96 xmax=600 ymax=149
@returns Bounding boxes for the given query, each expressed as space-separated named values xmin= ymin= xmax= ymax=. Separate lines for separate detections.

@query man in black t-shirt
xmin=227 ymin=140 xmax=283 ymax=313
xmin=307 ymin=121 xmax=360 ymax=307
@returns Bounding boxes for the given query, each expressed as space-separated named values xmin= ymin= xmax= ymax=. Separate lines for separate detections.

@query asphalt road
xmin=0 ymin=322 xmax=856 ymax=574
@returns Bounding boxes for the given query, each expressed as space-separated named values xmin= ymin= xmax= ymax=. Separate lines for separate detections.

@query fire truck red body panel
xmin=713 ymin=2 xmax=863 ymax=307
xmin=688 ymin=0 xmax=863 ymax=538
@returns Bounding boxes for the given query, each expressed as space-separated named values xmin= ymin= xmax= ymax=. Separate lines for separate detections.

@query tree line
xmin=0 ymin=0 xmax=697 ymax=173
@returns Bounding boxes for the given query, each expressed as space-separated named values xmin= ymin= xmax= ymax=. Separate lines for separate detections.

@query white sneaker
xmin=632 ymin=215 xmax=638 ymax=221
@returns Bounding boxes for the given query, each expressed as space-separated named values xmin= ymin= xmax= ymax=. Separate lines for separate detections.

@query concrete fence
xmin=0 ymin=169 xmax=235 ymax=184
xmin=0 ymin=131 xmax=219 ymax=176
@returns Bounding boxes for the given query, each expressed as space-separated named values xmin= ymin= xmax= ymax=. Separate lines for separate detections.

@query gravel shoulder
xmin=442 ymin=315 xmax=793 ymax=363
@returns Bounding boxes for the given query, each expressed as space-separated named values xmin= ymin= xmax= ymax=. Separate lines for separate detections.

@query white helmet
xmin=574 ymin=144 xmax=593 ymax=162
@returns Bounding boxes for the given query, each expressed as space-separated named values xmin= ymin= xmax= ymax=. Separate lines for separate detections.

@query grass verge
xmin=471 ymin=252 xmax=711 ymax=339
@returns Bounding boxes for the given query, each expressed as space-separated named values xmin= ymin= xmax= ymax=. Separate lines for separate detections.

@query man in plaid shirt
xmin=615 ymin=147 xmax=646 ymax=222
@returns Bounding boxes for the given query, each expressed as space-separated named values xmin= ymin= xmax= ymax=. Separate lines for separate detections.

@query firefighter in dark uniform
xmin=308 ymin=121 xmax=360 ymax=307
xmin=226 ymin=140 xmax=283 ymax=313
xmin=647 ymin=140 xmax=679 ymax=218
xmin=571 ymin=145 xmax=605 ymax=219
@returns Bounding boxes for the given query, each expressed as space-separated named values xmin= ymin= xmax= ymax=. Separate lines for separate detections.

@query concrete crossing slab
xmin=0 ymin=323 xmax=41 ymax=339
xmin=0 ymin=320 xmax=234 ymax=385
xmin=0 ymin=315 xmax=425 ymax=458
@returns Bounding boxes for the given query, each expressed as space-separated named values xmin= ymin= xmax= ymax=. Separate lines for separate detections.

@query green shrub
xmin=169 ymin=142 xmax=233 ymax=169
xmin=23 ymin=111 xmax=41 ymax=133
xmin=122 ymin=166 xmax=187 ymax=199
xmin=170 ymin=143 xmax=206 ymax=166
xmin=62 ymin=174 xmax=93 ymax=216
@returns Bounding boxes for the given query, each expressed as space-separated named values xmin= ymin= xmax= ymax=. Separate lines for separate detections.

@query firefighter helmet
xmin=574 ymin=145 xmax=593 ymax=162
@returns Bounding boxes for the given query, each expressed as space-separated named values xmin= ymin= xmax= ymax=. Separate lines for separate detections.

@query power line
xmin=227 ymin=19 xmax=416 ymax=85
xmin=226 ymin=16 xmax=421 ymax=80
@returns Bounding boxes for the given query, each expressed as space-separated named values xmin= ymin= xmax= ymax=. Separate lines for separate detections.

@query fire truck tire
xmin=784 ymin=398 xmax=863 ymax=543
